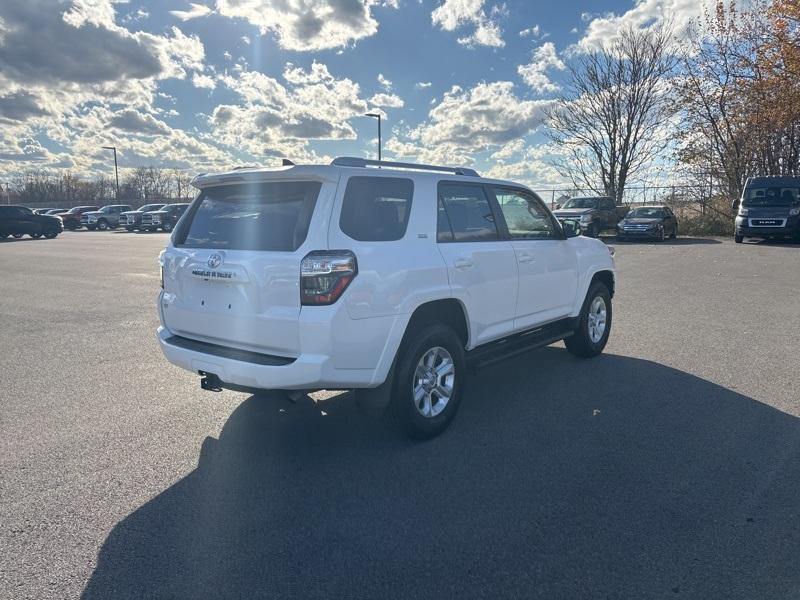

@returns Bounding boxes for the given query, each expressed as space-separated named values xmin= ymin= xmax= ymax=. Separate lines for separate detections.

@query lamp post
xmin=101 ymin=146 xmax=119 ymax=199
xmin=365 ymin=113 xmax=382 ymax=161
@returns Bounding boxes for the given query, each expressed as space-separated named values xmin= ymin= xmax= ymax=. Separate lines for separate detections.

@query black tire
xmin=585 ymin=223 xmax=599 ymax=238
xmin=86 ymin=225 xmax=97 ymax=231
xmin=12 ymin=233 xmax=23 ymax=239
xmin=65 ymin=221 xmax=78 ymax=230
xmin=44 ymin=229 xmax=59 ymax=239
xmin=564 ymin=282 xmax=612 ymax=358
xmin=96 ymin=219 xmax=109 ymax=231
xmin=389 ymin=323 xmax=466 ymax=439
xmin=125 ymin=226 xmax=135 ymax=232
xmin=162 ymin=221 xmax=174 ymax=233
xmin=30 ymin=231 xmax=42 ymax=239
xmin=670 ymin=226 xmax=677 ymax=239
xmin=735 ymin=234 xmax=743 ymax=244
xmin=657 ymin=227 xmax=665 ymax=242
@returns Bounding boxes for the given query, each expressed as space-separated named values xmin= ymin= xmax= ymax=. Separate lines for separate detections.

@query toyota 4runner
xmin=157 ymin=158 xmax=616 ymax=438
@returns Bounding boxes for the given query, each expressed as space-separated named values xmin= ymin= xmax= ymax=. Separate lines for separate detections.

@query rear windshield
xmin=562 ymin=197 xmax=598 ymax=209
xmin=743 ymin=187 xmax=799 ymax=207
xmin=628 ymin=207 xmax=665 ymax=218
xmin=176 ymin=181 xmax=322 ymax=251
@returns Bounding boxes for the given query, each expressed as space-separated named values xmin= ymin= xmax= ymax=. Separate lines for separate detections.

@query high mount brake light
xmin=300 ymin=251 xmax=357 ymax=306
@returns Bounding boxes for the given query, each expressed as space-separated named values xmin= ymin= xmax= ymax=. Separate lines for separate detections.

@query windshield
xmin=562 ymin=197 xmax=598 ymax=209
xmin=177 ymin=182 xmax=322 ymax=251
xmin=628 ymin=207 xmax=665 ymax=218
xmin=138 ymin=204 xmax=164 ymax=212
xmin=742 ymin=187 xmax=799 ymax=207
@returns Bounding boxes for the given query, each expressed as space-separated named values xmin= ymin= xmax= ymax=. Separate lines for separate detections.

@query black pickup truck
xmin=552 ymin=196 xmax=628 ymax=238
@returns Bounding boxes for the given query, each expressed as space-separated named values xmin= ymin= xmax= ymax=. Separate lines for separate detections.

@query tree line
xmin=548 ymin=0 xmax=799 ymax=204
xmin=7 ymin=167 xmax=194 ymax=206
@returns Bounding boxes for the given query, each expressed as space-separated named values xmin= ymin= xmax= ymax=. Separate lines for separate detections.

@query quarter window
xmin=438 ymin=183 xmax=499 ymax=242
xmin=493 ymin=189 xmax=556 ymax=239
xmin=339 ymin=176 xmax=413 ymax=242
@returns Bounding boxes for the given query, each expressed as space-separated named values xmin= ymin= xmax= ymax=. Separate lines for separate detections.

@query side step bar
xmin=466 ymin=318 xmax=577 ymax=370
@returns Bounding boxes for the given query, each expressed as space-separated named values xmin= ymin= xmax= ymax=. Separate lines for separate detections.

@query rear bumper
xmin=158 ymin=326 xmax=345 ymax=390
xmin=617 ymin=229 xmax=661 ymax=239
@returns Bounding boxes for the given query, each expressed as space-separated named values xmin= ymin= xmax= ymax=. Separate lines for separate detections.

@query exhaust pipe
xmin=199 ymin=371 xmax=223 ymax=392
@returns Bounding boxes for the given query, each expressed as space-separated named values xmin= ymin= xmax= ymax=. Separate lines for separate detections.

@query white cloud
xmin=519 ymin=25 xmax=541 ymax=38
xmin=387 ymin=81 xmax=551 ymax=165
xmin=415 ymin=81 xmax=432 ymax=89
xmin=576 ymin=0 xmax=713 ymax=51
xmin=517 ymin=42 xmax=565 ymax=95
xmin=211 ymin=61 xmax=373 ymax=160
xmin=170 ymin=3 xmax=213 ymax=22
xmin=369 ymin=92 xmax=404 ymax=108
xmin=431 ymin=0 xmax=505 ymax=48
xmin=377 ymin=73 xmax=392 ymax=90
xmin=215 ymin=0 xmax=398 ymax=52
xmin=192 ymin=73 xmax=217 ymax=90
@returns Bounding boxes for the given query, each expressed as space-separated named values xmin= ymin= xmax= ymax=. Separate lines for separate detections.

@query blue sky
xmin=0 ymin=0 xmax=710 ymax=188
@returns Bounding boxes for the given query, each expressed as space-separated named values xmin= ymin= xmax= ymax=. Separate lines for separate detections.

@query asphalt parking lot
xmin=2 ymin=231 xmax=800 ymax=599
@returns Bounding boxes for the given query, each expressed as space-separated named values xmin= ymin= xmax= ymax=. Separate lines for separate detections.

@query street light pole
xmin=101 ymin=146 xmax=119 ymax=199
xmin=365 ymin=113 xmax=382 ymax=161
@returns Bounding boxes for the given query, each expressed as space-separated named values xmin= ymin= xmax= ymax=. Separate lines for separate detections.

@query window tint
xmin=437 ymin=199 xmax=454 ymax=242
xmin=177 ymin=181 xmax=322 ymax=251
xmin=600 ymin=198 xmax=616 ymax=210
xmin=438 ymin=183 xmax=498 ymax=242
xmin=339 ymin=176 xmax=413 ymax=242
xmin=493 ymin=188 xmax=556 ymax=239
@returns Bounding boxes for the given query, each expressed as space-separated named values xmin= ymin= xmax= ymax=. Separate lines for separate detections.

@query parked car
xmin=616 ymin=205 xmax=678 ymax=241
xmin=157 ymin=157 xmax=616 ymax=438
xmin=552 ymin=196 xmax=628 ymax=238
xmin=60 ymin=206 xmax=99 ymax=230
xmin=119 ymin=204 xmax=166 ymax=231
xmin=0 ymin=205 xmax=63 ymax=239
xmin=81 ymin=204 xmax=133 ymax=230
xmin=45 ymin=208 xmax=68 ymax=216
xmin=140 ymin=203 xmax=189 ymax=232
xmin=33 ymin=208 xmax=57 ymax=215
xmin=734 ymin=176 xmax=800 ymax=243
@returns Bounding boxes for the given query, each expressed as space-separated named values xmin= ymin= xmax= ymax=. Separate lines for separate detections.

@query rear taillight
xmin=300 ymin=250 xmax=357 ymax=306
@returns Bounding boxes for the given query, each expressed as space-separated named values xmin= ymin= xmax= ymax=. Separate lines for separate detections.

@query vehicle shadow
xmin=82 ymin=348 xmax=800 ymax=599
xmin=608 ymin=236 xmax=724 ymax=245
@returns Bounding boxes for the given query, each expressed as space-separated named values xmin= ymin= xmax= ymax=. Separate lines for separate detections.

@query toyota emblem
xmin=207 ymin=253 xmax=223 ymax=269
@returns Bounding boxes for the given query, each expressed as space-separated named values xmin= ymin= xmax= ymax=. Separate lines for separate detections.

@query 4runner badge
xmin=207 ymin=253 xmax=223 ymax=269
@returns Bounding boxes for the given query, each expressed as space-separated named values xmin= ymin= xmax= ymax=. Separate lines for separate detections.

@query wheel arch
xmin=401 ymin=298 xmax=470 ymax=350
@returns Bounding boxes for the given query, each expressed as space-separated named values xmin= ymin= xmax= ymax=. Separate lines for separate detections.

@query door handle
xmin=454 ymin=258 xmax=474 ymax=269
xmin=517 ymin=253 xmax=535 ymax=263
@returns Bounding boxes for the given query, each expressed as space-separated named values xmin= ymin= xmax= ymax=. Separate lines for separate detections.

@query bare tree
xmin=546 ymin=26 xmax=678 ymax=203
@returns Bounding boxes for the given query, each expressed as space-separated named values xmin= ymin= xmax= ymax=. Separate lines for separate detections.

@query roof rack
xmin=331 ymin=156 xmax=479 ymax=177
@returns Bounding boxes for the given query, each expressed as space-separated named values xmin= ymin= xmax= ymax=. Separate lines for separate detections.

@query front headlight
xmin=738 ymin=208 xmax=749 ymax=216
xmin=88 ymin=216 xmax=97 ymax=222
xmin=580 ymin=214 xmax=592 ymax=223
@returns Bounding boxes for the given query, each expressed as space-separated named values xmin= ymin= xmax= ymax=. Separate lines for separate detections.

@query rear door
xmin=490 ymin=187 xmax=578 ymax=330
xmin=436 ymin=182 xmax=518 ymax=346
xmin=598 ymin=197 xmax=616 ymax=228
xmin=161 ymin=179 xmax=333 ymax=356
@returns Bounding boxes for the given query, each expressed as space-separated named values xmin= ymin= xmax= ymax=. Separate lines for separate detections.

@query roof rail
xmin=331 ymin=156 xmax=479 ymax=177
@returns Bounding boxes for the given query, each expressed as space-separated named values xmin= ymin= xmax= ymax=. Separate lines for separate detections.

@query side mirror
xmin=562 ymin=219 xmax=581 ymax=238
xmin=555 ymin=204 xmax=562 ymax=210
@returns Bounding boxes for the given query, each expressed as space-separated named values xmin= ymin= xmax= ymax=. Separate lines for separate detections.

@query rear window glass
xmin=438 ymin=183 xmax=499 ymax=242
xmin=176 ymin=181 xmax=322 ymax=251
xmin=339 ymin=176 xmax=413 ymax=242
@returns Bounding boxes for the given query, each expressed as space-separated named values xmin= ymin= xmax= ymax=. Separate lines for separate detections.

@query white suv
xmin=157 ymin=157 xmax=615 ymax=438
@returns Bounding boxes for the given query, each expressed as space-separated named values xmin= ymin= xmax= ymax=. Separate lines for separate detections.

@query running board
xmin=466 ymin=318 xmax=577 ymax=370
